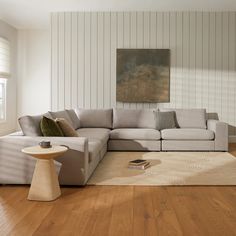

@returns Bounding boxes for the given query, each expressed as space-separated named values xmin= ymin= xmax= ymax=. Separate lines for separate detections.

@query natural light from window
xmin=0 ymin=37 xmax=10 ymax=122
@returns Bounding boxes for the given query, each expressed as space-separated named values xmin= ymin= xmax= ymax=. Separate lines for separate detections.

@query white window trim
xmin=0 ymin=78 xmax=7 ymax=123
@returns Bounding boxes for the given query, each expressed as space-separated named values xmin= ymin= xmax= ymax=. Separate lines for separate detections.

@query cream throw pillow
xmin=55 ymin=118 xmax=79 ymax=137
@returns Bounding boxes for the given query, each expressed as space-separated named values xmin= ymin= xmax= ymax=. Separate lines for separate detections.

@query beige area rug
xmin=87 ymin=152 xmax=236 ymax=186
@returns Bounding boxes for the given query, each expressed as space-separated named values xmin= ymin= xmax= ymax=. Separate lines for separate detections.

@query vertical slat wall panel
xmin=116 ymin=12 xmax=124 ymax=108
xmin=91 ymin=12 xmax=98 ymax=109
xmin=110 ymin=13 xmax=117 ymax=108
xmin=182 ymin=12 xmax=189 ymax=108
xmin=65 ymin=13 xmax=72 ymax=109
xmin=84 ymin=13 xmax=91 ymax=108
xmin=163 ymin=13 xmax=170 ymax=108
xmin=143 ymin=12 xmax=150 ymax=109
xmin=51 ymin=13 xmax=58 ymax=110
xmin=202 ymin=13 xmax=210 ymax=110
xmin=176 ymin=12 xmax=183 ymax=108
xmin=209 ymin=12 xmax=216 ymax=113
xmin=58 ymin=13 xmax=65 ymax=110
xmin=149 ymin=12 xmax=158 ymax=109
xmin=136 ymin=12 xmax=144 ymax=109
xmin=77 ymin=12 xmax=85 ymax=108
xmin=51 ymin=11 xmax=236 ymax=130
xmin=104 ymin=13 xmax=111 ymax=108
xmin=71 ymin=13 xmax=78 ymax=109
xmin=130 ymin=12 xmax=137 ymax=109
xmin=229 ymin=13 xmax=236 ymax=135
xmin=97 ymin=13 xmax=104 ymax=108
xmin=196 ymin=12 xmax=203 ymax=108
xmin=222 ymin=13 xmax=229 ymax=125
xmin=215 ymin=13 xmax=222 ymax=120
xmin=189 ymin=12 xmax=196 ymax=109
xmin=123 ymin=12 xmax=131 ymax=109
xmin=169 ymin=12 xmax=177 ymax=109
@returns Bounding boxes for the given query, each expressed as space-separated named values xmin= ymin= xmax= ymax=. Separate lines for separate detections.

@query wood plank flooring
xmin=1 ymin=144 xmax=236 ymax=236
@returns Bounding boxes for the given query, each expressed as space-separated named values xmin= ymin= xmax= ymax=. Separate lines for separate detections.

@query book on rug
xmin=128 ymin=162 xmax=150 ymax=170
xmin=128 ymin=159 xmax=148 ymax=166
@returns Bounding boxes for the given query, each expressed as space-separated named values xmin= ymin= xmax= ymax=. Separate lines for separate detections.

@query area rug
xmin=87 ymin=152 xmax=236 ymax=185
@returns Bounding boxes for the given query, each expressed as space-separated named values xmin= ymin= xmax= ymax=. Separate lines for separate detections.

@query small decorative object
xmin=39 ymin=141 xmax=51 ymax=148
xmin=117 ymin=49 xmax=170 ymax=103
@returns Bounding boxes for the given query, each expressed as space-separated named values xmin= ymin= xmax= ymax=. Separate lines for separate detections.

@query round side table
xmin=22 ymin=145 xmax=68 ymax=201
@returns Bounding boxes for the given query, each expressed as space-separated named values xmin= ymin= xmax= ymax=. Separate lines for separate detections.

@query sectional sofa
xmin=0 ymin=108 xmax=228 ymax=185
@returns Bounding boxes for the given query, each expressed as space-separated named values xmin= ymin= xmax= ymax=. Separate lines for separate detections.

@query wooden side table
xmin=22 ymin=145 xmax=68 ymax=201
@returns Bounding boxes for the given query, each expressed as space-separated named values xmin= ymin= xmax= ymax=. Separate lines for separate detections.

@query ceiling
xmin=0 ymin=0 xmax=236 ymax=29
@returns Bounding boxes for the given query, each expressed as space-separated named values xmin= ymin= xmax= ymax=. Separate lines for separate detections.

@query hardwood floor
xmin=1 ymin=145 xmax=236 ymax=236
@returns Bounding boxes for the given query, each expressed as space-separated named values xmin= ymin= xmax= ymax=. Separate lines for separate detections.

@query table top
xmin=22 ymin=145 xmax=68 ymax=159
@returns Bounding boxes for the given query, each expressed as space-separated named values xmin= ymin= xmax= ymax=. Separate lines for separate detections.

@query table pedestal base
xmin=28 ymin=159 xmax=61 ymax=201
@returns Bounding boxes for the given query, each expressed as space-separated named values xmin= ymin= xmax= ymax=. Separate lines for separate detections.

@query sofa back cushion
xmin=49 ymin=110 xmax=74 ymax=128
xmin=66 ymin=109 xmax=80 ymax=129
xmin=160 ymin=108 xmax=207 ymax=129
xmin=18 ymin=112 xmax=51 ymax=136
xmin=113 ymin=109 xmax=156 ymax=129
xmin=76 ymin=108 xmax=113 ymax=128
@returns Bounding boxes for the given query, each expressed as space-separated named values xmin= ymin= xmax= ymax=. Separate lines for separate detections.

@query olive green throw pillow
xmin=40 ymin=116 xmax=64 ymax=137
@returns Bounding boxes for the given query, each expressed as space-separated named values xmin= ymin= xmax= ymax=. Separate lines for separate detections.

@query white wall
xmin=51 ymin=12 xmax=236 ymax=136
xmin=0 ymin=20 xmax=17 ymax=135
xmin=17 ymin=29 xmax=50 ymax=117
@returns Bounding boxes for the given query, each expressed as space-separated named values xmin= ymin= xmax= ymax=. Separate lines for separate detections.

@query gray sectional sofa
xmin=0 ymin=108 xmax=228 ymax=185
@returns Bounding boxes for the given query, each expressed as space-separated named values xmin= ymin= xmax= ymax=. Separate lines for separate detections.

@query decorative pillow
xmin=18 ymin=112 xmax=52 ymax=136
xmin=66 ymin=109 xmax=80 ymax=129
xmin=56 ymin=118 xmax=79 ymax=137
xmin=155 ymin=111 xmax=176 ymax=130
xmin=48 ymin=110 xmax=74 ymax=128
xmin=40 ymin=116 xmax=64 ymax=137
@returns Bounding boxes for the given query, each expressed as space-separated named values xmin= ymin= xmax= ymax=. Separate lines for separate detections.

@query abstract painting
xmin=116 ymin=49 xmax=170 ymax=103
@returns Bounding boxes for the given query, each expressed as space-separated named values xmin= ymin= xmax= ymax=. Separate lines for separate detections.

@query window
xmin=0 ymin=79 xmax=6 ymax=120
xmin=0 ymin=37 xmax=10 ymax=121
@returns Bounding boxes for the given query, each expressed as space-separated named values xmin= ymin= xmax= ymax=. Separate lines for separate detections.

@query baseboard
xmin=229 ymin=136 xmax=236 ymax=143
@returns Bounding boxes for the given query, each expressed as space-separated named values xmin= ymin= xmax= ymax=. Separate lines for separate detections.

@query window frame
xmin=0 ymin=78 xmax=7 ymax=123
xmin=0 ymin=36 xmax=10 ymax=123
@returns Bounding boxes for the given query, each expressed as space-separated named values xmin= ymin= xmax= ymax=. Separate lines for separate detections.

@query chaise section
xmin=161 ymin=129 xmax=214 ymax=140
xmin=0 ymin=135 xmax=90 ymax=185
xmin=77 ymin=128 xmax=110 ymax=145
xmin=76 ymin=128 xmax=110 ymax=162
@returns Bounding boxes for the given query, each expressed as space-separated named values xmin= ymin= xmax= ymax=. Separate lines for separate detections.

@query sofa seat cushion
xmin=161 ymin=128 xmax=214 ymax=140
xmin=76 ymin=128 xmax=110 ymax=145
xmin=110 ymin=129 xmax=161 ymax=140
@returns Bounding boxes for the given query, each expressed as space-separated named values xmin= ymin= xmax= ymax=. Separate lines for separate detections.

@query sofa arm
xmin=207 ymin=119 xmax=228 ymax=151
xmin=0 ymin=136 xmax=89 ymax=185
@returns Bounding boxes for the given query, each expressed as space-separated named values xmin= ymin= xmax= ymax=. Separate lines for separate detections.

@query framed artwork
xmin=116 ymin=49 xmax=170 ymax=103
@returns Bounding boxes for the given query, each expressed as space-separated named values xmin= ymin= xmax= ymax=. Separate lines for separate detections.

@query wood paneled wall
xmin=51 ymin=12 xmax=236 ymax=135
